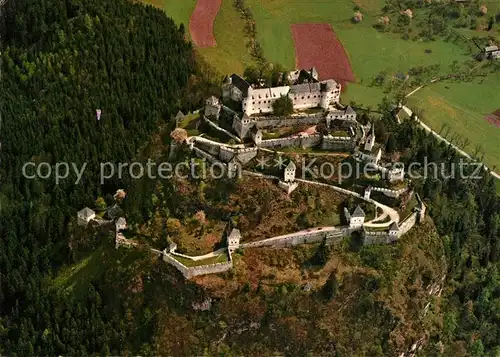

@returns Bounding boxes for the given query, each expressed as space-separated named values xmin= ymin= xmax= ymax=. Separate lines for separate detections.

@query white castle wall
xmin=243 ymin=86 xmax=290 ymax=115
xmin=259 ymin=134 xmax=322 ymax=149
xmin=240 ymin=227 xmax=348 ymax=249
xmin=236 ymin=147 xmax=258 ymax=164
xmin=203 ymin=115 xmax=242 ymax=143
xmin=162 ymin=249 xmax=233 ymax=279
xmin=219 ymin=146 xmax=235 ymax=162
xmin=371 ymin=186 xmax=408 ymax=198
xmin=363 ymin=231 xmax=389 ymax=245
xmin=192 ymin=146 xmax=219 ymax=164
xmin=363 ymin=211 xmax=419 ymax=245
xmin=195 ymin=140 xmax=220 ymax=156
xmin=398 ymin=212 xmax=418 ymax=236
xmin=321 ymin=136 xmax=356 ymax=151
xmin=254 ymin=113 xmax=324 ymax=129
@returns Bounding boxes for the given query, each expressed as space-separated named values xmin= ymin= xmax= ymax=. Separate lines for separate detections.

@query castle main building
xmin=223 ymin=69 xmax=341 ymax=116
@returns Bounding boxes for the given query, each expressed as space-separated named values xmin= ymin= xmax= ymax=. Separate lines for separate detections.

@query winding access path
xmin=401 ymin=106 xmax=500 ymax=180
xmin=243 ymin=170 xmax=400 ymax=227
xmin=403 ymin=77 xmax=500 ymax=180
xmin=186 ymin=136 xmax=400 ymax=227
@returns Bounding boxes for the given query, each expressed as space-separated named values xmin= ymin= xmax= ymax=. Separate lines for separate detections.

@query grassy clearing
xmin=178 ymin=112 xmax=200 ymax=129
xmin=173 ymin=252 xmax=229 ymax=267
xmin=154 ymin=0 xmax=197 ymax=32
xmin=406 ymin=74 xmax=500 ymax=171
xmin=147 ymin=0 xmax=254 ymax=75
xmin=51 ymin=246 xmax=107 ymax=294
xmin=196 ymin=0 xmax=255 ymax=75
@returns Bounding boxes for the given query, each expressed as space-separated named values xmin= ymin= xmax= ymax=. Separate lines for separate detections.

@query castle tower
xmin=77 ymin=207 xmax=95 ymax=226
xmin=115 ymin=217 xmax=127 ymax=232
xmin=242 ymin=86 xmax=254 ymax=116
xmin=251 ymin=127 xmax=262 ymax=145
xmin=364 ymin=125 xmax=375 ymax=152
xmin=227 ymin=157 xmax=241 ymax=179
xmin=349 ymin=205 xmax=365 ymax=229
xmin=205 ymin=96 xmax=221 ymax=119
xmin=284 ymin=160 xmax=296 ymax=182
xmin=320 ymin=80 xmax=341 ymax=109
xmin=222 ymin=75 xmax=232 ymax=100
xmin=227 ymin=228 xmax=241 ymax=252
xmin=364 ymin=186 xmax=372 ymax=200
xmin=388 ymin=221 xmax=400 ymax=242
xmin=232 ymin=113 xmax=254 ymax=138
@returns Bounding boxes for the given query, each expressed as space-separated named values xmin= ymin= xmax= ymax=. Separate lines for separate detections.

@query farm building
xmin=484 ymin=46 xmax=500 ymax=60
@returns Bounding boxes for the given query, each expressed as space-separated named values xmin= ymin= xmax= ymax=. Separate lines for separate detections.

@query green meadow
xmin=144 ymin=0 xmax=252 ymax=75
xmin=406 ymin=74 xmax=500 ymax=172
xmin=245 ymin=0 xmax=471 ymax=99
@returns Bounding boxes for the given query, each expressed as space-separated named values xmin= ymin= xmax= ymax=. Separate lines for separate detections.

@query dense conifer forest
xmin=0 ymin=0 xmax=499 ymax=356
xmin=0 ymin=0 xmax=195 ymax=354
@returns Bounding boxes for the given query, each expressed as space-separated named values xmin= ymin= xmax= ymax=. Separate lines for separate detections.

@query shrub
xmin=353 ymin=11 xmax=363 ymax=23
xmin=272 ymin=95 xmax=293 ymax=116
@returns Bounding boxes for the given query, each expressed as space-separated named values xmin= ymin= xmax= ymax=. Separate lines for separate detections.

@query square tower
xmin=227 ymin=228 xmax=242 ymax=252
xmin=284 ymin=160 xmax=296 ymax=182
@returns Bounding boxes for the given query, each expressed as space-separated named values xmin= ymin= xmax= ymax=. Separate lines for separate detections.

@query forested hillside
xmin=378 ymin=107 xmax=500 ymax=356
xmin=0 ymin=0 xmax=499 ymax=356
xmin=0 ymin=0 xmax=195 ymax=354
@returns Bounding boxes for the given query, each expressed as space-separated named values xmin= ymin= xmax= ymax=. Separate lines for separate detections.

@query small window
xmin=301 ymin=96 xmax=304 ymax=100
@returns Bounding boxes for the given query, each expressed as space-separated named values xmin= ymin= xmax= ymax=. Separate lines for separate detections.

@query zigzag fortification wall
xmin=162 ymin=250 xmax=233 ymax=279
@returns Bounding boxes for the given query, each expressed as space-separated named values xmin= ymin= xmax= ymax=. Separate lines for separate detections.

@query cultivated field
xmin=291 ymin=23 xmax=355 ymax=85
xmin=245 ymin=0 xmax=471 ymax=99
xmin=189 ymin=0 xmax=222 ymax=47
xmin=406 ymin=74 xmax=500 ymax=171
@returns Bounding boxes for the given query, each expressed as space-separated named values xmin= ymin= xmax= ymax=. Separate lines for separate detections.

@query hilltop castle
xmin=222 ymin=69 xmax=341 ymax=116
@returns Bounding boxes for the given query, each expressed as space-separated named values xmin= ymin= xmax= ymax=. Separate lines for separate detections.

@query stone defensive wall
xmin=259 ymin=134 xmax=322 ymax=149
xmin=150 ymin=248 xmax=163 ymax=258
xmin=295 ymin=178 xmax=363 ymax=199
xmin=203 ymin=115 xmax=242 ymax=143
xmin=371 ymin=186 xmax=408 ymax=198
xmin=363 ymin=230 xmax=390 ymax=245
xmin=398 ymin=211 xmax=418 ymax=236
xmin=190 ymin=136 xmax=246 ymax=149
xmin=162 ymin=249 xmax=233 ymax=279
xmin=240 ymin=227 xmax=349 ymax=249
xmin=219 ymin=146 xmax=258 ymax=164
xmin=253 ymin=113 xmax=324 ymax=130
xmin=170 ymin=248 xmax=227 ymax=261
xmin=242 ymin=170 xmax=279 ymax=181
xmin=363 ymin=211 xmax=419 ymax=245
xmin=194 ymin=140 xmax=221 ymax=156
xmin=321 ymin=135 xmax=356 ymax=151
xmin=192 ymin=146 xmax=219 ymax=164
xmin=188 ymin=137 xmax=257 ymax=164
